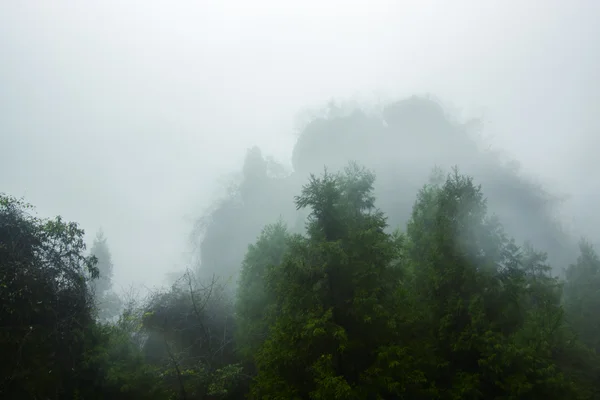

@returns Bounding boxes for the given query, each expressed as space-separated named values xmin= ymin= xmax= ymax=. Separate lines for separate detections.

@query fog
xmin=1 ymin=0 xmax=599 ymax=290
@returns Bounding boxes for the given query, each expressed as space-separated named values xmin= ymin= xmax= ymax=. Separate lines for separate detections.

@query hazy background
xmin=1 ymin=0 xmax=599 ymax=290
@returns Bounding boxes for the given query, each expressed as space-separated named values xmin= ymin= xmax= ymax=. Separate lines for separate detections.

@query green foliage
xmin=235 ymin=164 xmax=600 ymax=399
xmin=249 ymin=164 xmax=413 ymax=399
xmin=564 ymin=240 xmax=600 ymax=352
xmin=140 ymin=270 xmax=246 ymax=399
xmin=79 ymin=318 xmax=169 ymax=400
xmin=0 ymin=193 xmax=98 ymax=398
xmin=402 ymin=168 xmax=591 ymax=399
xmin=236 ymin=221 xmax=290 ymax=360
xmin=4 ymin=152 xmax=600 ymax=399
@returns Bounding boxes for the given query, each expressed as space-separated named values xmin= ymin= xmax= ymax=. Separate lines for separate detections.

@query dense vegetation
xmin=2 ymin=96 xmax=600 ymax=399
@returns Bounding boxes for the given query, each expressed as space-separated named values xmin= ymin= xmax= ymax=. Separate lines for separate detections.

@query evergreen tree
xmin=236 ymin=221 xmax=290 ymax=362
xmin=90 ymin=229 xmax=121 ymax=321
xmin=250 ymin=163 xmax=410 ymax=399
xmin=404 ymin=168 xmax=578 ymax=399
xmin=564 ymin=240 xmax=600 ymax=353
xmin=90 ymin=229 xmax=114 ymax=294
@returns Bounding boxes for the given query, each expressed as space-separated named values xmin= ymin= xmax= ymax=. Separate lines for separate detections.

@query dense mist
xmin=2 ymin=0 xmax=599 ymax=289
xmin=196 ymin=96 xmax=579 ymax=289
xmin=2 ymin=1 xmax=600 ymax=399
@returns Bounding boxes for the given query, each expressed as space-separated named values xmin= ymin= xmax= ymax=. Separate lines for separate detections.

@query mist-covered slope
xmin=195 ymin=96 xmax=576 ymax=283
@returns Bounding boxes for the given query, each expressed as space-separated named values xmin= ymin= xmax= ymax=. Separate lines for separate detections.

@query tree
xmin=236 ymin=221 xmax=290 ymax=362
xmin=196 ymin=147 xmax=296 ymax=288
xmin=250 ymin=163 xmax=412 ymax=399
xmin=0 ymin=194 xmax=99 ymax=399
xmin=90 ymin=229 xmax=114 ymax=294
xmin=564 ymin=240 xmax=600 ymax=353
xmin=89 ymin=229 xmax=121 ymax=321
xmin=291 ymin=96 xmax=574 ymax=268
xmin=141 ymin=270 xmax=244 ymax=399
xmin=404 ymin=168 xmax=579 ymax=399
xmin=561 ymin=239 xmax=600 ymax=400
xmin=79 ymin=308 xmax=170 ymax=400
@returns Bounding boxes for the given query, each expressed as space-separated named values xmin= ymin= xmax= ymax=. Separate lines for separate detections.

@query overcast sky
xmin=1 ymin=0 xmax=599 ymax=290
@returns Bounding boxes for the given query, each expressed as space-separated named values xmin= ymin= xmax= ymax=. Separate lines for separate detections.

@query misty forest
xmin=3 ymin=96 xmax=600 ymax=399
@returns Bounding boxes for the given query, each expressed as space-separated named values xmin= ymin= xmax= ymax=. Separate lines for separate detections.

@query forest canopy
xmin=2 ymin=96 xmax=599 ymax=399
